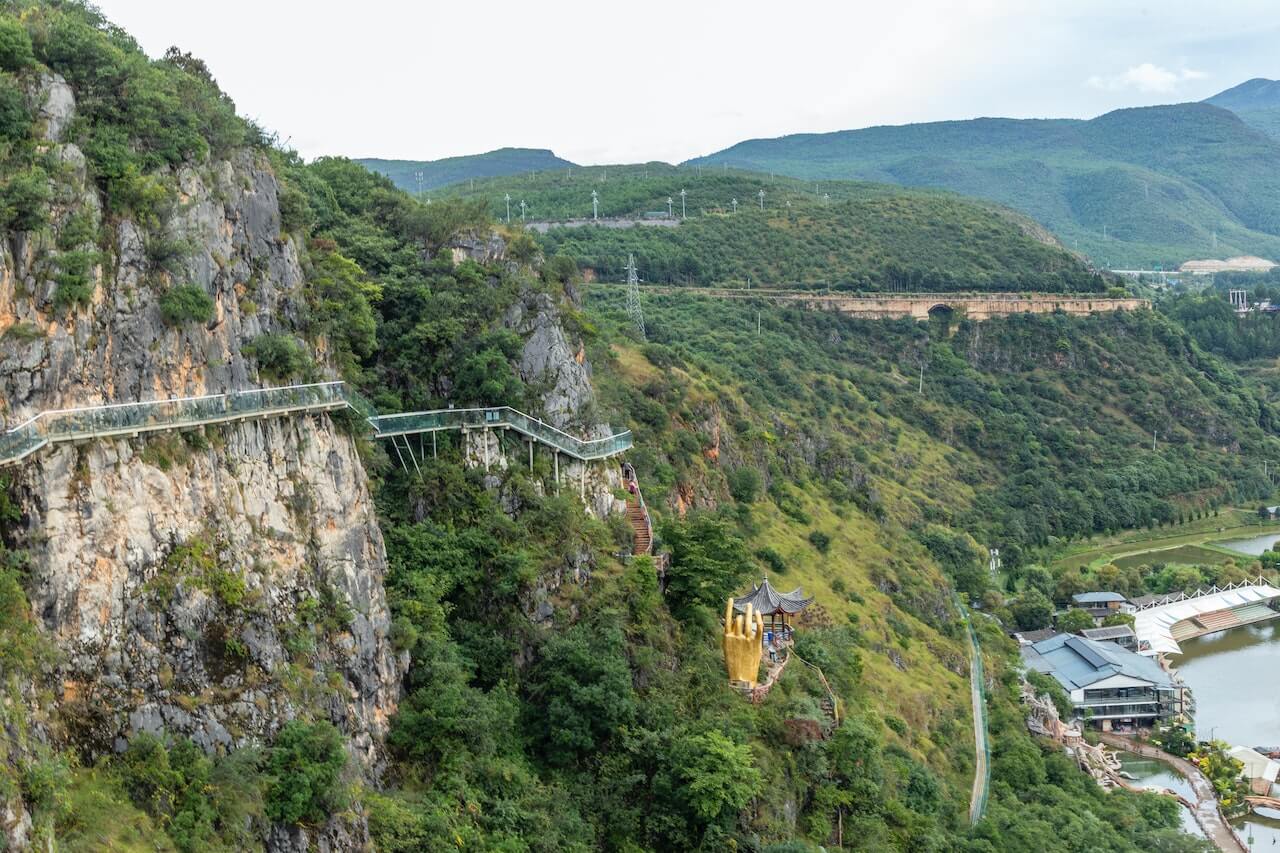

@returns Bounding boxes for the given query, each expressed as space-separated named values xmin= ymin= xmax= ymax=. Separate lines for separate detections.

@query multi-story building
xmin=1021 ymin=633 xmax=1185 ymax=731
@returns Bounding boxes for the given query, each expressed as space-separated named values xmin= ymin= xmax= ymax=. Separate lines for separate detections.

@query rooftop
xmin=1132 ymin=582 xmax=1280 ymax=655
xmin=1015 ymin=628 xmax=1058 ymax=644
xmin=733 ymin=577 xmax=814 ymax=615
xmin=1072 ymin=591 xmax=1128 ymax=605
xmin=1021 ymin=633 xmax=1175 ymax=692
xmin=1080 ymin=625 xmax=1136 ymax=642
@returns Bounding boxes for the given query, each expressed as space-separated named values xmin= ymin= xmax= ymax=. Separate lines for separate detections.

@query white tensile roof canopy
xmin=1132 ymin=583 xmax=1280 ymax=656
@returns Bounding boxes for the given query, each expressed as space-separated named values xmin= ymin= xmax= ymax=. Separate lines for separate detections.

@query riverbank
xmin=1172 ymin=622 xmax=1280 ymax=847
xmin=1052 ymin=509 xmax=1273 ymax=572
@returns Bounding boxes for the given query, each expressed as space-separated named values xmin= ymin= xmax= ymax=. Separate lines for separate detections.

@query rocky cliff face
xmin=1 ymin=76 xmax=399 ymax=849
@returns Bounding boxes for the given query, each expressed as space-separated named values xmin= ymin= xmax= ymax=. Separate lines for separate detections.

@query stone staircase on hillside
xmin=626 ymin=497 xmax=652 ymax=555
xmin=621 ymin=463 xmax=669 ymax=586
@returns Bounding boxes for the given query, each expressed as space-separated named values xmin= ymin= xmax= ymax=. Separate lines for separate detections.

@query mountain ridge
xmin=685 ymin=101 xmax=1280 ymax=268
xmin=357 ymin=146 xmax=576 ymax=193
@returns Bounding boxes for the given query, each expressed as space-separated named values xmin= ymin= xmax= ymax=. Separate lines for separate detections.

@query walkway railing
xmin=369 ymin=406 xmax=631 ymax=461
xmin=0 ymin=382 xmax=632 ymax=467
xmin=1130 ymin=576 xmax=1277 ymax=612
xmin=0 ymin=382 xmax=348 ymax=466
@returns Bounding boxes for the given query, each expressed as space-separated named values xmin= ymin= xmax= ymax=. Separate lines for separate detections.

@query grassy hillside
xmin=689 ymin=104 xmax=1280 ymax=270
xmin=438 ymin=165 xmax=1104 ymax=292
xmin=357 ymin=147 xmax=576 ymax=193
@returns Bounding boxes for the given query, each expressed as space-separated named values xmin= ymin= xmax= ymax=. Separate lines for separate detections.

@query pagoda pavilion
xmin=733 ymin=577 xmax=813 ymax=643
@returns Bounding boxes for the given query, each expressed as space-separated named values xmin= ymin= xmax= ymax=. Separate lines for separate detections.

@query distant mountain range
xmin=364 ymin=80 xmax=1280 ymax=269
xmin=687 ymin=94 xmax=1280 ymax=268
xmin=357 ymin=148 xmax=576 ymax=193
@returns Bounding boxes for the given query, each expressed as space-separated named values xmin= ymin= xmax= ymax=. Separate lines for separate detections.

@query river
xmin=1115 ymin=753 xmax=1205 ymax=839
xmin=1175 ymin=621 xmax=1280 ymax=847
xmin=1213 ymin=532 xmax=1280 ymax=556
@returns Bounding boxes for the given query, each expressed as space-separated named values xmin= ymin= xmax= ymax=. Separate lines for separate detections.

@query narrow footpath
xmin=1099 ymin=734 xmax=1247 ymax=853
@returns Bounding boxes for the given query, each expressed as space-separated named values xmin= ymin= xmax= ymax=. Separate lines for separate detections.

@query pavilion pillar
xmin=528 ymin=440 xmax=534 ymax=472
xmin=554 ymin=451 xmax=559 ymax=490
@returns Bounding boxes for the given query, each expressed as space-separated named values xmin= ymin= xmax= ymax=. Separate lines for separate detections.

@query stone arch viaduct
xmin=600 ymin=285 xmax=1149 ymax=321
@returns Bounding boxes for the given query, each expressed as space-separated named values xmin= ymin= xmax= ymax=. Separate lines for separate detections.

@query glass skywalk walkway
xmin=0 ymin=381 xmax=632 ymax=467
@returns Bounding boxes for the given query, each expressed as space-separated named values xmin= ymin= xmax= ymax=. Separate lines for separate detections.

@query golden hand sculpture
xmin=723 ymin=598 xmax=765 ymax=687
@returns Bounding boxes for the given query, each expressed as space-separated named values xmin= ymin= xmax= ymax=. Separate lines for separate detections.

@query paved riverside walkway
xmin=1099 ymin=733 xmax=1247 ymax=853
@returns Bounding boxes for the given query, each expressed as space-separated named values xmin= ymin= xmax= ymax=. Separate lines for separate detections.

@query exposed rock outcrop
xmin=0 ymin=81 xmax=398 ymax=850
xmin=504 ymin=287 xmax=600 ymax=433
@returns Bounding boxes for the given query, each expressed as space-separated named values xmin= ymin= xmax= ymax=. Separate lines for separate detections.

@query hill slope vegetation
xmin=438 ymin=166 xmax=1104 ymax=292
xmin=689 ymin=103 xmax=1280 ymax=269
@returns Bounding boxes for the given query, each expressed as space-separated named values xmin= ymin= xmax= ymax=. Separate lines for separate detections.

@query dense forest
xmin=436 ymin=166 xmax=1107 ymax=293
xmin=0 ymin=3 xmax=1250 ymax=851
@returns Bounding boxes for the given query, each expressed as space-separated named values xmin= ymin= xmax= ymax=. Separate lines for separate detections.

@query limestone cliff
xmin=1 ymin=76 xmax=399 ymax=849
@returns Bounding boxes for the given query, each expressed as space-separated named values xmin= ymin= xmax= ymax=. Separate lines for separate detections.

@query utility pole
xmin=414 ymin=170 xmax=424 ymax=197
xmin=731 ymin=197 xmax=738 ymax=214
xmin=823 ymin=192 xmax=830 ymax=205
xmin=592 ymin=190 xmax=599 ymax=221
xmin=758 ymin=189 xmax=765 ymax=210
xmin=1103 ymin=223 xmax=1108 ymax=241
xmin=625 ymin=253 xmax=645 ymax=341
xmin=504 ymin=193 xmax=511 ymax=223
xmin=679 ymin=188 xmax=687 ymax=219
xmin=667 ymin=196 xmax=673 ymax=217
xmin=519 ymin=199 xmax=527 ymax=222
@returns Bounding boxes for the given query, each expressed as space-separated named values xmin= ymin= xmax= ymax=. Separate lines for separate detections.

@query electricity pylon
xmin=625 ymin=254 xmax=646 ymax=341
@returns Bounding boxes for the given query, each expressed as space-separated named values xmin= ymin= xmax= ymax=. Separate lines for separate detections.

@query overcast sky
xmin=96 ymin=0 xmax=1280 ymax=165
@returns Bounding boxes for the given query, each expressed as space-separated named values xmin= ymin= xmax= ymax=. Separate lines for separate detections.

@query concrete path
xmin=1100 ymin=734 xmax=1247 ymax=853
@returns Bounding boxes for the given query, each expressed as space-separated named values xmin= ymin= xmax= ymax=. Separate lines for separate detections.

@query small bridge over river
xmin=594 ymin=284 xmax=1149 ymax=321
xmin=0 ymin=382 xmax=632 ymax=477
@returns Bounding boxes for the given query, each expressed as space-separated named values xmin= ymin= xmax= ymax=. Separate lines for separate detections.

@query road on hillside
xmin=960 ymin=601 xmax=990 ymax=824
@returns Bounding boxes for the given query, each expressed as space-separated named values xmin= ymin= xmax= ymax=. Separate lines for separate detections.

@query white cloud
xmin=1087 ymin=63 xmax=1208 ymax=94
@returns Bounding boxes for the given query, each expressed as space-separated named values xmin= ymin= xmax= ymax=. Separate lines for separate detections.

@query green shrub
xmin=264 ymin=720 xmax=347 ymax=825
xmin=727 ymin=466 xmax=762 ymax=503
xmin=244 ymin=333 xmax=309 ymax=381
xmin=808 ymin=530 xmax=831 ymax=554
xmin=0 ymin=75 xmax=29 ymax=143
xmin=57 ymin=208 xmax=98 ymax=250
xmin=0 ymin=166 xmax=49 ymax=232
xmin=159 ymin=284 xmax=215 ymax=326
xmin=755 ymin=546 xmax=788 ymax=575
xmin=3 ymin=321 xmax=42 ymax=342
xmin=0 ymin=19 xmax=34 ymax=71
xmin=52 ymin=248 xmax=100 ymax=311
